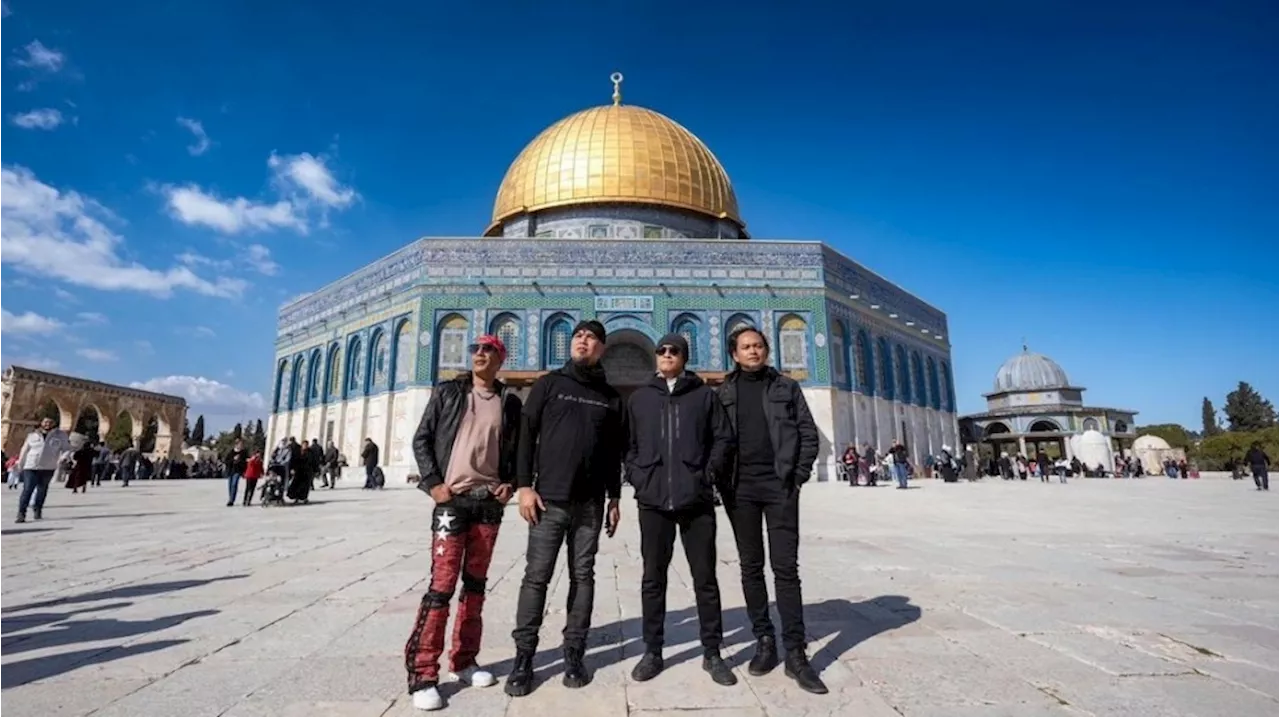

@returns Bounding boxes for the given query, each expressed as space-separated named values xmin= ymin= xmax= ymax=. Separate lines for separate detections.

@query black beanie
xmin=657 ymin=333 xmax=690 ymax=358
xmin=573 ymin=319 xmax=607 ymax=343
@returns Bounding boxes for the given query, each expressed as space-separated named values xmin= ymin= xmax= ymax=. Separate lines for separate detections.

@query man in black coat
xmin=716 ymin=325 xmax=827 ymax=695
xmin=505 ymin=320 xmax=626 ymax=697
xmin=625 ymin=333 xmax=736 ymax=686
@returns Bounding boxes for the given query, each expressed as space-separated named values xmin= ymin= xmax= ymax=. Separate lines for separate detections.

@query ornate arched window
xmin=370 ymin=330 xmax=389 ymax=389
xmin=308 ymin=348 xmax=322 ymax=403
xmin=326 ymin=345 xmax=341 ymax=399
xmin=942 ymin=360 xmax=955 ymax=412
xmin=273 ymin=359 xmax=288 ymax=412
xmin=876 ymin=337 xmax=894 ymax=400
xmin=855 ymin=330 xmax=874 ymax=394
xmin=724 ymin=313 xmax=755 ymax=350
xmin=778 ymin=315 xmax=808 ymax=370
xmin=490 ymin=313 xmax=521 ymax=370
xmin=895 ymin=345 xmax=911 ymax=404
xmin=830 ymin=321 xmax=850 ymax=389
xmin=291 ymin=354 xmax=306 ymax=409
xmin=346 ymin=336 xmax=363 ymax=397
xmin=911 ymin=351 xmax=926 ymax=407
xmin=437 ymin=314 xmax=469 ymax=371
xmin=393 ymin=320 xmax=414 ymax=385
xmin=544 ymin=314 xmax=573 ymax=367
xmin=1082 ymin=417 xmax=1100 ymax=431
xmin=672 ymin=314 xmax=701 ymax=366
xmin=926 ymin=357 xmax=941 ymax=410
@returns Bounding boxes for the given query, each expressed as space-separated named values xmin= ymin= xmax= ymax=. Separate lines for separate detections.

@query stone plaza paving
xmin=1 ymin=476 xmax=1276 ymax=716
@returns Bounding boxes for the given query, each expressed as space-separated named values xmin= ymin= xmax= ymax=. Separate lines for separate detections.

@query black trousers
xmin=639 ymin=503 xmax=723 ymax=651
xmin=1252 ymin=467 xmax=1270 ymax=490
xmin=723 ymin=487 xmax=806 ymax=652
xmin=512 ymin=500 xmax=603 ymax=652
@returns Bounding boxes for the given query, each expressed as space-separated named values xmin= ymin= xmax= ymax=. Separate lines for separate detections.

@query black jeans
xmin=1253 ymin=467 xmax=1270 ymax=490
xmin=512 ymin=500 xmax=603 ymax=652
xmin=723 ymin=486 xmax=806 ymax=651
xmin=639 ymin=503 xmax=723 ymax=652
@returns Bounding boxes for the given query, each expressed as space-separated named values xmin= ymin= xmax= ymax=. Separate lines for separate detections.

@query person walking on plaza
xmin=361 ymin=438 xmax=380 ymax=489
xmin=505 ymin=320 xmax=625 ymax=698
xmin=716 ymin=326 xmax=828 ymax=695
xmin=15 ymin=417 xmax=71 ymax=523
xmin=223 ymin=439 xmax=249 ymax=506
xmin=118 ymin=442 xmax=140 ymax=486
xmin=1245 ymin=441 xmax=1270 ymax=491
xmin=242 ymin=450 xmax=264 ymax=506
xmin=625 ymin=333 xmax=737 ymax=686
xmin=890 ymin=439 xmax=910 ymax=489
xmin=403 ymin=334 xmax=522 ymax=712
xmin=322 ymin=440 xmax=340 ymax=488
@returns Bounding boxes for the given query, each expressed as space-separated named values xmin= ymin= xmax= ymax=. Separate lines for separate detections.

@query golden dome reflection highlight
xmin=487 ymin=73 xmax=742 ymax=235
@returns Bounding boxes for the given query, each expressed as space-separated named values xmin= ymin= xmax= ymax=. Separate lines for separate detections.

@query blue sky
xmin=2 ymin=0 xmax=1275 ymax=431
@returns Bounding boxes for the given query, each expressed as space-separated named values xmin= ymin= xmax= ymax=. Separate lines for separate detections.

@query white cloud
xmin=1 ymin=309 xmax=64 ymax=335
xmin=134 ymin=339 xmax=154 ymax=354
xmin=176 ymin=117 xmax=211 ymax=156
xmin=11 ymin=108 xmax=63 ymax=130
xmin=163 ymin=151 xmax=356 ymax=236
xmin=130 ymin=376 xmax=267 ymax=421
xmin=14 ymin=40 xmax=64 ymax=72
xmin=76 ymin=311 xmax=108 ymax=325
xmin=76 ymin=347 xmax=117 ymax=362
xmin=245 ymin=243 xmax=280 ymax=275
xmin=177 ymin=250 xmax=232 ymax=271
xmin=1 ymin=166 xmax=248 ymax=298
xmin=53 ymin=287 xmax=77 ymax=303
xmin=194 ymin=325 xmax=216 ymax=338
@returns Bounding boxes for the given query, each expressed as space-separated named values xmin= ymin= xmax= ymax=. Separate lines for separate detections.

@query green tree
xmin=1223 ymin=382 xmax=1278 ymax=432
xmin=191 ymin=415 xmax=206 ymax=446
xmin=252 ymin=419 xmax=266 ymax=454
xmin=138 ymin=416 xmax=158 ymax=454
xmin=1134 ymin=423 xmax=1193 ymax=449
xmin=1200 ymin=397 xmax=1220 ymax=437
xmin=182 ymin=416 xmax=191 ymax=446
xmin=104 ymin=413 xmax=134 ymax=453
xmin=232 ymin=422 xmax=243 ymax=441
xmin=1197 ymin=425 xmax=1279 ymax=471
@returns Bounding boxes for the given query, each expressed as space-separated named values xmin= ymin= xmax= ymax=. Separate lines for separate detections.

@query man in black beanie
xmin=625 ymin=332 xmax=736 ymax=686
xmin=505 ymin=319 xmax=627 ymax=697
xmin=716 ymin=325 xmax=826 ymax=694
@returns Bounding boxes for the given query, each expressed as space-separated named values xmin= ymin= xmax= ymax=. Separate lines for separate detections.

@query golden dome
xmin=487 ymin=84 xmax=742 ymax=235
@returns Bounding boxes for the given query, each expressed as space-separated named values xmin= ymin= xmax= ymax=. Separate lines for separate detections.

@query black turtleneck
xmin=735 ymin=369 xmax=778 ymax=492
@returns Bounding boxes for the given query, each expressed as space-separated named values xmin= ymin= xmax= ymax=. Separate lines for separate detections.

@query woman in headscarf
xmin=66 ymin=439 xmax=96 ymax=493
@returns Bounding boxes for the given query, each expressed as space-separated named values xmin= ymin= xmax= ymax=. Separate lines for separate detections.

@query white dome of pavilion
xmin=993 ymin=348 xmax=1070 ymax=393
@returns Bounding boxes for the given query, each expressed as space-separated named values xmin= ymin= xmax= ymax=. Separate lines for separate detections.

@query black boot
xmin=33 ymin=508 xmax=42 ymax=521
xmin=702 ymin=649 xmax=737 ymax=686
xmin=562 ymin=645 xmax=591 ymax=688
xmin=747 ymin=635 xmax=779 ymax=676
xmin=630 ymin=650 xmax=664 ymax=682
xmin=503 ymin=650 xmax=535 ymax=697
xmin=784 ymin=647 xmax=828 ymax=694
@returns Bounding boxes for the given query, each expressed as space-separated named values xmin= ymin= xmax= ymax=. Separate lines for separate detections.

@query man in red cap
xmin=404 ymin=333 xmax=523 ymax=711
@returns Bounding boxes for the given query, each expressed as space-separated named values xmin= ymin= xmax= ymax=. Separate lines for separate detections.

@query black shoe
xmin=702 ymin=650 xmax=737 ymax=686
xmin=504 ymin=650 xmax=535 ymax=697
xmin=783 ymin=648 xmax=828 ymax=695
xmin=226 ymin=501 xmax=234 ymax=506
xmin=15 ymin=513 xmax=25 ymax=524
xmin=630 ymin=650 xmax=664 ymax=682
xmin=562 ymin=645 xmax=591 ymax=688
xmin=33 ymin=509 xmax=42 ymax=521
xmin=747 ymin=635 xmax=779 ymax=676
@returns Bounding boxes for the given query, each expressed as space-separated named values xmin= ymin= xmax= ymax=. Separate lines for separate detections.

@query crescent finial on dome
xmin=610 ymin=72 xmax=623 ymax=106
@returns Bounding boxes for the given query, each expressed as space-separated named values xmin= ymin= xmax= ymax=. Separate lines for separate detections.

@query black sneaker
xmin=702 ymin=650 xmax=737 ymax=686
xmin=503 ymin=650 xmax=535 ymax=697
xmin=630 ymin=650 xmax=664 ymax=682
xmin=747 ymin=635 xmax=779 ymax=676
xmin=33 ymin=509 xmax=42 ymax=521
xmin=783 ymin=647 xmax=828 ymax=695
xmin=15 ymin=513 xmax=25 ymax=524
xmin=562 ymin=645 xmax=591 ymax=688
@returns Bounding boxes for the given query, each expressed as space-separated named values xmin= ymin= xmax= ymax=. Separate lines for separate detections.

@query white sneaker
xmin=411 ymin=687 xmax=444 ymax=711
xmin=451 ymin=665 xmax=497 ymax=688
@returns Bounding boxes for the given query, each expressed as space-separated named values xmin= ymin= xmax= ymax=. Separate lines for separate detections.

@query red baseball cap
xmin=473 ymin=334 xmax=507 ymax=364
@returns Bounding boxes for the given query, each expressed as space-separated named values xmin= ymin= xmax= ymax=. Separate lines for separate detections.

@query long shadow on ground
xmin=1 ymin=639 xmax=189 ymax=688
xmin=3 ymin=574 xmax=247 ymax=613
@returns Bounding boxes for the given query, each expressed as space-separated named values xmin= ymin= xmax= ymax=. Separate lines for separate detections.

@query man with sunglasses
xmin=717 ymin=325 xmax=827 ymax=695
xmin=625 ymin=333 xmax=737 ymax=686
xmin=505 ymin=320 xmax=626 ymax=697
xmin=405 ymin=334 xmax=523 ymax=711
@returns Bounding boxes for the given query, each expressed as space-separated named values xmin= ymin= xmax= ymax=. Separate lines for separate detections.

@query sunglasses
xmin=468 ymin=344 xmax=498 ymax=356
xmin=655 ymin=345 xmax=683 ymax=357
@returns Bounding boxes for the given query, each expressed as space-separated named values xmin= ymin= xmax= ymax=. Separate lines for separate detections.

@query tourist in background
xmin=716 ymin=326 xmax=827 ymax=695
xmin=322 ymin=440 xmax=340 ymax=488
xmin=506 ymin=320 xmax=625 ymax=698
xmin=1245 ymin=442 xmax=1270 ymax=491
xmin=67 ymin=438 xmax=95 ymax=493
xmin=15 ymin=417 xmax=71 ymax=523
xmin=118 ymin=442 xmax=140 ymax=486
xmin=625 ymin=333 xmax=736 ymax=687
xmin=223 ymin=439 xmax=249 ymax=506
xmin=6 ymin=455 xmax=20 ymax=489
xmin=242 ymin=450 xmax=263 ymax=505
xmin=890 ymin=439 xmax=911 ymax=489
xmin=404 ymin=334 xmax=522 ymax=711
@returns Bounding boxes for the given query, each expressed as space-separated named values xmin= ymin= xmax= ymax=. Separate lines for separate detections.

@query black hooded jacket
xmin=516 ymin=361 xmax=626 ymax=502
xmin=625 ymin=371 xmax=735 ymax=511
xmin=412 ymin=372 xmax=523 ymax=493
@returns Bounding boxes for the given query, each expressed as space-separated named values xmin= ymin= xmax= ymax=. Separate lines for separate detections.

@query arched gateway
xmin=1 ymin=366 xmax=187 ymax=459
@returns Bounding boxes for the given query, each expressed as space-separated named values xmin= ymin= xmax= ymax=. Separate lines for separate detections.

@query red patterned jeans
xmin=405 ymin=491 xmax=503 ymax=692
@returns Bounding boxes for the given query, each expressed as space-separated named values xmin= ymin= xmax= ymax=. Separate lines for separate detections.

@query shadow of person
xmin=479 ymin=595 xmax=920 ymax=696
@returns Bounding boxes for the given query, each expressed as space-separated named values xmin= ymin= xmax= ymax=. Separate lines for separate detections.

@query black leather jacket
xmin=412 ymin=373 xmax=523 ymax=493
xmin=716 ymin=366 xmax=820 ymax=488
